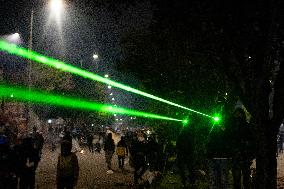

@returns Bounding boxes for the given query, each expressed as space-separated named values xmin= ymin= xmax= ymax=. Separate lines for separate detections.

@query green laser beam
xmin=0 ymin=40 xmax=217 ymax=120
xmin=0 ymin=84 xmax=183 ymax=122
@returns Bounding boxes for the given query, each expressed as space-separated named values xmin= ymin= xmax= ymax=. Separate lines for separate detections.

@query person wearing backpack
xmin=116 ymin=136 xmax=128 ymax=170
xmin=56 ymin=140 xmax=79 ymax=189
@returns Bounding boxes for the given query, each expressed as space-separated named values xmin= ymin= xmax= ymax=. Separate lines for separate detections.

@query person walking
xmin=56 ymin=140 xmax=79 ymax=189
xmin=130 ymin=132 xmax=147 ymax=185
xmin=104 ymin=133 xmax=115 ymax=172
xmin=87 ymin=134 xmax=94 ymax=153
xmin=33 ymin=130 xmax=44 ymax=162
xmin=116 ymin=136 xmax=128 ymax=170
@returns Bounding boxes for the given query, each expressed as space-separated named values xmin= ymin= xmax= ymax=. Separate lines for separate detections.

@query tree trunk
xmin=251 ymin=74 xmax=277 ymax=188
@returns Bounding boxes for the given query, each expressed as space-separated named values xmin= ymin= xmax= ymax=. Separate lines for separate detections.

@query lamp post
xmin=27 ymin=0 xmax=65 ymax=128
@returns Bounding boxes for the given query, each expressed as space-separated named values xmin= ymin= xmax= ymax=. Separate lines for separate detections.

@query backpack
xmin=58 ymin=154 xmax=75 ymax=177
xmin=116 ymin=146 xmax=126 ymax=156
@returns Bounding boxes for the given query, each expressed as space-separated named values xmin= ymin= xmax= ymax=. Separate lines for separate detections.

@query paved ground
xmin=35 ymin=143 xmax=284 ymax=189
xmin=278 ymin=153 xmax=284 ymax=189
xmin=35 ymin=145 xmax=134 ymax=189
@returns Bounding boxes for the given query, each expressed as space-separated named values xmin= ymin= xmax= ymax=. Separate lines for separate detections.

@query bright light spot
xmin=115 ymin=118 xmax=119 ymax=121
xmin=11 ymin=33 xmax=20 ymax=40
xmin=214 ymin=117 xmax=220 ymax=122
xmin=110 ymin=93 xmax=113 ymax=96
xmin=80 ymin=150 xmax=84 ymax=154
xmin=248 ymin=56 xmax=251 ymax=59
xmin=120 ymin=119 xmax=123 ymax=121
xmin=39 ymin=57 xmax=48 ymax=63
xmin=48 ymin=119 xmax=52 ymax=123
xmin=112 ymin=98 xmax=115 ymax=101
xmin=50 ymin=0 xmax=64 ymax=15
xmin=7 ymin=33 xmax=21 ymax=44
xmin=182 ymin=119 xmax=189 ymax=126
xmin=108 ymin=86 xmax=111 ymax=89
xmin=114 ymin=104 xmax=117 ymax=107
xmin=225 ymin=93 xmax=228 ymax=96
xmin=146 ymin=130 xmax=151 ymax=135
xmin=104 ymin=74 xmax=109 ymax=78
xmin=91 ymin=124 xmax=94 ymax=126
xmin=114 ymin=114 xmax=117 ymax=116
xmin=130 ymin=117 xmax=133 ymax=119
xmin=93 ymin=54 xmax=99 ymax=60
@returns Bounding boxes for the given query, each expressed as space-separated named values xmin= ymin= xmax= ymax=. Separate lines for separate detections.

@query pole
xmin=27 ymin=9 xmax=34 ymax=130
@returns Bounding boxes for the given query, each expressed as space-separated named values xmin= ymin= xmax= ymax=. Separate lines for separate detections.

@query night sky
xmin=1 ymin=0 xmax=283 ymax=114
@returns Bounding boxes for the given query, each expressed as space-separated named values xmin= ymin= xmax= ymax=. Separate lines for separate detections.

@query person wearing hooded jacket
xmin=56 ymin=140 xmax=79 ymax=189
xmin=104 ymin=133 xmax=115 ymax=171
xmin=130 ymin=132 xmax=147 ymax=185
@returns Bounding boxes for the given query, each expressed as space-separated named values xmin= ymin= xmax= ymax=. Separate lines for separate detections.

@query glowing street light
xmin=50 ymin=0 xmax=64 ymax=16
xmin=10 ymin=33 xmax=20 ymax=41
xmin=93 ymin=54 xmax=99 ymax=60
xmin=6 ymin=33 xmax=21 ymax=44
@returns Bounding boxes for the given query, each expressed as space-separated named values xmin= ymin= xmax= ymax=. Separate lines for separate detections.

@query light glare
xmin=93 ymin=54 xmax=99 ymax=60
xmin=0 ymin=84 xmax=183 ymax=123
xmin=0 ymin=40 xmax=219 ymax=121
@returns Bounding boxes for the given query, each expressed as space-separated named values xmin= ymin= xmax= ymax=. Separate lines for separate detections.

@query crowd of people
xmin=0 ymin=120 xmax=44 ymax=189
xmin=0 ymin=107 xmax=268 ymax=188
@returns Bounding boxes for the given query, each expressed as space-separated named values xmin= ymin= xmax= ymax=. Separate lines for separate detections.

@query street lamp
xmin=50 ymin=0 xmax=64 ymax=13
xmin=12 ymin=33 xmax=20 ymax=39
xmin=93 ymin=54 xmax=99 ymax=60
xmin=3 ymin=33 xmax=21 ymax=44
xmin=27 ymin=0 xmax=65 ymax=129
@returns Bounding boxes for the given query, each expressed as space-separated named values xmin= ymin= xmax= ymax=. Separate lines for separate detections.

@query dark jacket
xmin=131 ymin=139 xmax=146 ymax=165
xmin=207 ymin=126 xmax=228 ymax=158
xmin=18 ymin=137 xmax=40 ymax=174
xmin=226 ymin=109 xmax=255 ymax=160
xmin=104 ymin=134 xmax=115 ymax=152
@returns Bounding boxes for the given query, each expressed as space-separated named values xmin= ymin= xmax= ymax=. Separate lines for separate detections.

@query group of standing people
xmin=177 ymin=107 xmax=255 ymax=189
xmin=103 ymin=131 xmax=161 ymax=185
xmin=86 ymin=132 xmax=103 ymax=153
xmin=0 ymin=117 xmax=44 ymax=189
